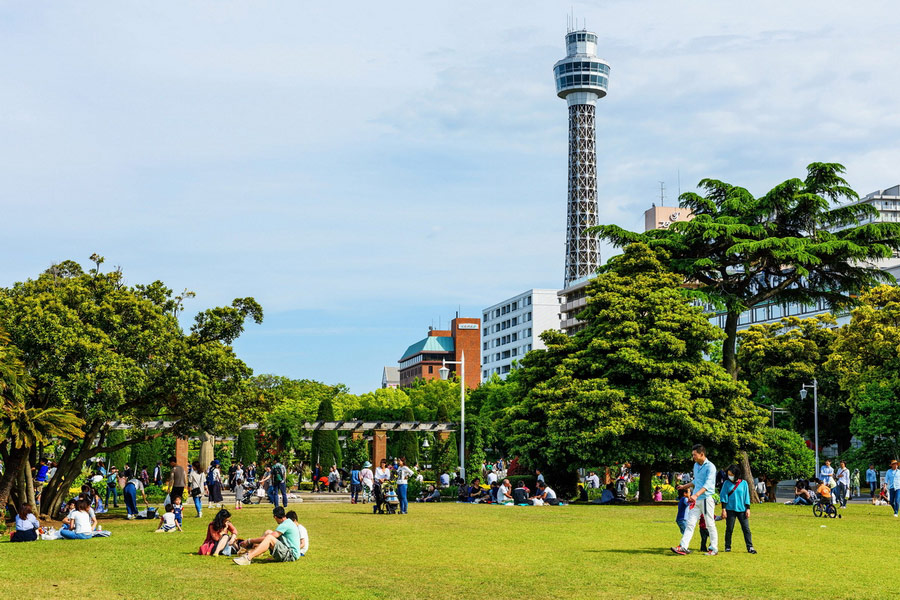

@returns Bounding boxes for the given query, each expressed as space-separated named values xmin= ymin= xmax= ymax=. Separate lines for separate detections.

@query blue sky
xmin=2 ymin=1 xmax=900 ymax=392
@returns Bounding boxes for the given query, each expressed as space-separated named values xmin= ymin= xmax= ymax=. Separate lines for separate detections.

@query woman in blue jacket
xmin=719 ymin=463 xmax=757 ymax=554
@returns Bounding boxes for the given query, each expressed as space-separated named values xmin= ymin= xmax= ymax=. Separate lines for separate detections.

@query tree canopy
xmin=502 ymin=244 xmax=765 ymax=499
xmin=591 ymin=163 xmax=900 ymax=376
xmin=827 ymin=285 xmax=900 ymax=462
xmin=0 ymin=257 xmax=265 ymax=515
xmin=737 ymin=315 xmax=851 ymax=451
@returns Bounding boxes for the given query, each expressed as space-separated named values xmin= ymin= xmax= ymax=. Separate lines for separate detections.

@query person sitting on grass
xmin=653 ymin=486 xmax=663 ymax=502
xmin=533 ymin=482 xmax=559 ymax=506
xmin=874 ymin=483 xmax=889 ymax=506
xmin=155 ymin=504 xmax=183 ymax=533
xmin=512 ymin=481 xmax=531 ymax=505
xmin=420 ymin=485 xmax=441 ymax=502
xmin=466 ymin=478 xmax=483 ymax=502
xmin=199 ymin=509 xmax=238 ymax=556
xmin=598 ymin=483 xmax=619 ymax=505
xmin=233 ymin=506 xmax=301 ymax=565
xmin=784 ymin=480 xmax=812 ymax=505
xmin=61 ymin=499 xmax=94 ymax=540
xmin=11 ymin=503 xmax=41 ymax=543
xmin=285 ymin=510 xmax=310 ymax=556
xmin=495 ymin=478 xmax=513 ymax=504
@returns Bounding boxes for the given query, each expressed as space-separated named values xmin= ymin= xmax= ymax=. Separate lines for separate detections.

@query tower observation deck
xmin=553 ymin=30 xmax=609 ymax=287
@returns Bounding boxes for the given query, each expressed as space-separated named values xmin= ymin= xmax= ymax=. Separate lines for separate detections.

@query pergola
xmin=303 ymin=421 xmax=456 ymax=466
xmin=108 ymin=420 xmax=456 ymax=469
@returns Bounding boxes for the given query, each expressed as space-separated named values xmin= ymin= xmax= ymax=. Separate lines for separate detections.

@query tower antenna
xmin=659 ymin=181 xmax=666 ymax=207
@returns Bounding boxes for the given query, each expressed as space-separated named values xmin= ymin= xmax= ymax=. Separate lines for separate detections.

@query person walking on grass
xmin=719 ymin=464 xmax=757 ymax=554
xmin=887 ymin=460 xmax=900 ymax=517
xmin=232 ymin=506 xmax=302 ymax=565
xmin=671 ymin=444 xmax=719 ymax=556
xmin=168 ymin=456 xmax=186 ymax=504
xmin=272 ymin=458 xmax=288 ymax=508
xmin=866 ymin=464 xmax=878 ymax=499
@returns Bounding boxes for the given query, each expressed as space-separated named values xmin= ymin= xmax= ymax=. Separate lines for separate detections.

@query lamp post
xmin=439 ymin=351 xmax=466 ymax=481
xmin=800 ymin=379 xmax=819 ymax=478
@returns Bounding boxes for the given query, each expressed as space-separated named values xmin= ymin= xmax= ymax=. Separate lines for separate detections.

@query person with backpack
xmin=272 ymin=459 xmax=288 ymax=507
xmin=207 ymin=460 xmax=224 ymax=509
xmin=719 ymin=463 xmax=757 ymax=554
xmin=105 ymin=466 xmax=120 ymax=508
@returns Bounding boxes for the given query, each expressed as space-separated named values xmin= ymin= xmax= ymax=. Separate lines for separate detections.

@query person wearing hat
xmin=886 ymin=460 xmax=900 ymax=517
xmin=360 ymin=461 xmax=374 ymax=503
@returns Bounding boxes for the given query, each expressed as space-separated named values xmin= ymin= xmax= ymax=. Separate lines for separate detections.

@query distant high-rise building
xmin=554 ymin=29 xmax=609 ymax=287
xmin=480 ymin=289 xmax=561 ymax=381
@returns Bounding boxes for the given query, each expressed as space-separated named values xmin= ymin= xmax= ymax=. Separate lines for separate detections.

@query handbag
xmin=191 ymin=486 xmax=201 ymax=498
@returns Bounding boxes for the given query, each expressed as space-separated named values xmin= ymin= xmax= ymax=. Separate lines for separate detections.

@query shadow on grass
xmin=587 ymin=548 xmax=666 ymax=555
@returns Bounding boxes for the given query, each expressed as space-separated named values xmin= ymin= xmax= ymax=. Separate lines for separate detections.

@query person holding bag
xmin=719 ymin=463 xmax=757 ymax=554
xmin=189 ymin=460 xmax=207 ymax=518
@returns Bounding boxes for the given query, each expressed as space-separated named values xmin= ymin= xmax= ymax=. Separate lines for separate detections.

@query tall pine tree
xmin=311 ymin=396 xmax=342 ymax=468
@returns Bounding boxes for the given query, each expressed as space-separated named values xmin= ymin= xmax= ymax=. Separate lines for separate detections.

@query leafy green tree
xmin=737 ymin=315 xmax=851 ymax=451
xmin=344 ymin=437 xmax=370 ymax=469
xmin=310 ymin=396 xmax=341 ymax=468
xmin=592 ymin=163 xmax=900 ymax=377
xmin=397 ymin=406 xmax=420 ymax=466
xmin=0 ymin=327 xmax=84 ymax=509
xmin=827 ymin=285 xmax=900 ymax=462
xmin=430 ymin=402 xmax=457 ymax=476
xmin=0 ymin=257 xmax=265 ymax=515
xmin=502 ymin=244 xmax=766 ymax=500
xmin=234 ymin=428 xmax=258 ymax=465
xmin=750 ymin=427 xmax=816 ymax=500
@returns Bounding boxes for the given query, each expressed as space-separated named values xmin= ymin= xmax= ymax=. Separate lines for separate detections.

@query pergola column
xmin=175 ymin=437 xmax=189 ymax=470
xmin=373 ymin=429 xmax=388 ymax=466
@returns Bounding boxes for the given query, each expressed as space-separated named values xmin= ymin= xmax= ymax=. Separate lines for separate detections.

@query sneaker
xmin=748 ymin=547 xmax=757 ymax=554
xmin=705 ymin=550 xmax=718 ymax=556
xmin=232 ymin=555 xmax=251 ymax=566
xmin=198 ymin=511 xmax=202 ymax=518
xmin=724 ymin=548 xmax=731 ymax=552
xmin=670 ymin=546 xmax=689 ymax=556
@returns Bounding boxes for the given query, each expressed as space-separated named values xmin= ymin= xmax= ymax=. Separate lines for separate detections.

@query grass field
xmin=0 ymin=500 xmax=895 ymax=599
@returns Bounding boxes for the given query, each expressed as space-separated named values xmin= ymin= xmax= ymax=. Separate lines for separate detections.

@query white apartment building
xmin=481 ymin=289 xmax=561 ymax=381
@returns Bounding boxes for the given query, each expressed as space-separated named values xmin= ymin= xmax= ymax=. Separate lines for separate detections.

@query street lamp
xmin=799 ymin=379 xmax=819 ymax=478
xmin=439 ymin=351 xmax=466 ymax=481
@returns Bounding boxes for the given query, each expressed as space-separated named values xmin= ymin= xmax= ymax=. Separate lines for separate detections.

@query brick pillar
xmin=351 ymin=431 xmax=363 ymax=441
xmin=373 ymin=430 xmax=388 ymax=467
xmin=175 ymin=437 xmax=189 ymax=470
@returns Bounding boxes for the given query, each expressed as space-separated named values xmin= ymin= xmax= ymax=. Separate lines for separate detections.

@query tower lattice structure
xmin=553 ymin=29 xmax=609 ymax=287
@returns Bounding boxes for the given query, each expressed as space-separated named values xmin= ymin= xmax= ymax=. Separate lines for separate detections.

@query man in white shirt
xmin=534 ymin=482 xmax=559 ymax=505
xmin=834 ymin=461 xmax=850 ymax=508
xmin=487 ymin=469 xmax=498 ymax=485
xmin=586 ymin=471 xmax=601 ymax=489
xmin=496 ymin=479 xmax=513 ymax=503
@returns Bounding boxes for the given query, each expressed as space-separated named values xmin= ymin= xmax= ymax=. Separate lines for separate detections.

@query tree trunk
xmin=637 ymin=464 xmax=653 ymax=504
xmin=723 ymin=309 xmax=739 ymax=379
xmin=740 ymin=451 xmax=761 ymax=504
xmin=23 ymin=455 xmax=37 ymax=509
xmin=0 ymin=449 xmax=27 ymax=513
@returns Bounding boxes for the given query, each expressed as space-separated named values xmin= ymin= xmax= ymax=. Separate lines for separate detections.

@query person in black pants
xmin=168 ymin=456 xmax=186 ymax=503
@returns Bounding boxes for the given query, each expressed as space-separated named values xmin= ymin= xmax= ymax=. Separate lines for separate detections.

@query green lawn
xmin=0 ymin=501 xmax=895 ymax=599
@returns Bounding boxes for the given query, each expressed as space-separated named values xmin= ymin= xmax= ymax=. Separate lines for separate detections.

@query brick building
xmin=398 ymin=317 xmax=481 ymax=389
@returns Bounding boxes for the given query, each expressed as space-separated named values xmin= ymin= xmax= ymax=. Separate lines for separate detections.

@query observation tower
xmin=553 ymin=29 xmax=609 ymax=287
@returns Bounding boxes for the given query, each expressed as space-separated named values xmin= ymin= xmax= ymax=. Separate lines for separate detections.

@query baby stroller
xmin=382 ymin=482 xmax=399 ymax=515
xmin=246 ymin=483 xmax=267 ymax=505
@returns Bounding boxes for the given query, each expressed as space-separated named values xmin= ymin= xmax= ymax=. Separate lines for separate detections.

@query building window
xmin=428 ymin=366 xmax=433 ymax=374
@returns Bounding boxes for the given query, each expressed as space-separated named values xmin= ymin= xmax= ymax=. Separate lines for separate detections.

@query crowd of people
xmin=784 ymin=458 xmax=900 ymax=516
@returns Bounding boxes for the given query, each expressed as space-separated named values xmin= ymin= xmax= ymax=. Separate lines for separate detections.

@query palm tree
xmin=0 ymin=328 xmax=85 ymax=512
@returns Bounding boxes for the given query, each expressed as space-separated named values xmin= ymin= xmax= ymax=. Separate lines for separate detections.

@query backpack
xmin=273 ymin=464 xmax=285 ymax=483
xmin=206 ymin=468 xmax=216 ymax=486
